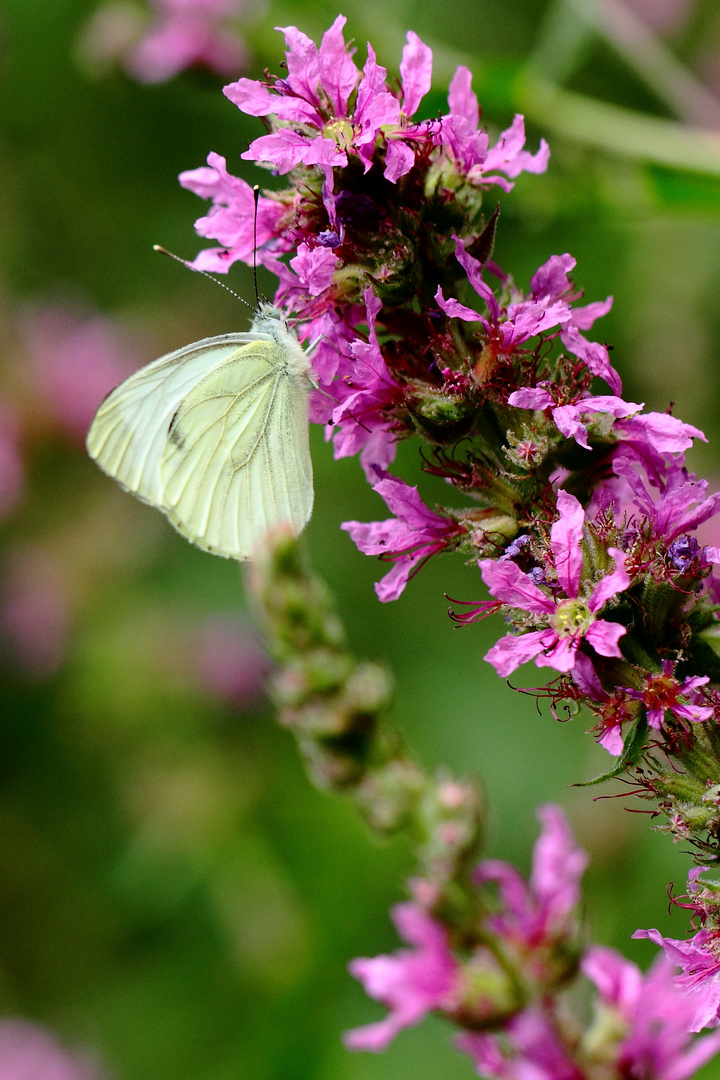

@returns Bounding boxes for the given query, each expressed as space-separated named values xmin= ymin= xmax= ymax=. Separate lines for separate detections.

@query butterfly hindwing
xmin=159 ymin=339 xmax=313 ymax=559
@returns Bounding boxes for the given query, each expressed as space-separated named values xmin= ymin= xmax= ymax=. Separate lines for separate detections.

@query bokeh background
xmin=2 ymin=0 xmax=720 ymax=1076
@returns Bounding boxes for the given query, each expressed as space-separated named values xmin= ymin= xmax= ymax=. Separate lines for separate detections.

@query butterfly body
xmin=86 ymin=304 xmax=314 ymax=560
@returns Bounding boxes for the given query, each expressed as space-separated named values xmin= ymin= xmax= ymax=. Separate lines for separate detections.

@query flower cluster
xmin=346 ymin=807 xmax=720 ymax=1079
xmin=181 ymin=14 xmax=720 ymax=1068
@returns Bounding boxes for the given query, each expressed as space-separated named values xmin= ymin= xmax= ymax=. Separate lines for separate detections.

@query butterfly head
xmin=251 ymin=302 xmax=290 ymax=336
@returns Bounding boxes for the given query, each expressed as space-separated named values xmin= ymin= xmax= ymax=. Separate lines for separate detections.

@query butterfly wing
xmin=159 ymin=339 xmax=313 ymax=559
xmin=86 ymin=333 xmax=265 ymax=505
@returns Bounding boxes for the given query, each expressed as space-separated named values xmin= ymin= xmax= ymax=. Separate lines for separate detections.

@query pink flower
xmin=480 ymin=490 xmax=631 ymax=677
xmin=128 ymin=3 xmax=247 ymax=83
xmin=192 ymin=615 xmax=270 ymax=707
xmin=284 ymin=242 xmax=339 ymax=298
xmin=612 ymin=456 xmax=720 ymax=544
xmin=344 ymin=902 xmax=460 ymax=1052
xmin=178 ymin=152 xmax=285 ymax=273
xmin=633 ymin=925 xmax=720 ymax=1031
xmin=437 ymin=73 xmax=549 ymax=190
xmin=458 ymin=1009 xmax=583 ymax=1080
xmin=475 ymin=803 xmax=588 ymax=953
xmin=20 ymin=305 xmax=141 ymax=440
xmin=227 ymin=19 xmax=426 ymax=183
xmin=0 ymin=1018 xmax=102 ymax=1079
xmin=0 ymin=547 xmax=70 ymax=678
xmin=436 ymin=241 xmax=572 ymax=353
xmin=342 ymin=474 xmax=462 ymax=601
xmin=0 ymin=399 xmax=23 ymax=519
xmin=584 ymin=944 xmax=720 ymax=1071
xmin=437 ymin=244 xmax=619 ymax=393
xmin=84 ymin=0 xmax=249 ymax=84
xmin=624 ymin=660 xmax=712 ymax=731
xmin=508 ymin=386 xmax=641 ymax=451
xmin=328 ymin=291 xmax=405 ymax=479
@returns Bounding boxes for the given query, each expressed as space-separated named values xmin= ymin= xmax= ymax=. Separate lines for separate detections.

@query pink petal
xmin=242 ymin=130 xmax=347 ymax=171
xmin=535 ymin=633 xmax=578 ymax=673
xmin=551 ymin=490 xmax=584 ymax=597
xmin=384 ymin=139 xmax=416 ymax=182
xmin=434 ymin=286 xmax=481 ymax=322
xmin=399 ymin=31 xmax=432 ymax=117
xmin=447 ymin=65 xmax=478 ymax=128
xmin=318 ymin=15 xmax=359 ymax=117
xmin=484 ymin=629 xmax=552 ymax=677
xmin=479 ymin=559 xmax=555 ymax=615
xmin=585 ymin=619 xmax=626 ymax=658
xmin=508 ymin=387 xmax=554 ymax=410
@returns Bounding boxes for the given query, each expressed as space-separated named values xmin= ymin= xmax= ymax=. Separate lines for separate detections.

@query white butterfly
xmin=86 ymin=303 xmax=315 ymax=560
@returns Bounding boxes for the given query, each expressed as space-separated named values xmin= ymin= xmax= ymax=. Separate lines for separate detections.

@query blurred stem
xmin=525 ymin=0 xmax=594 ymax=87
xmin=559 ymin=0 xmax=720 ymax=130
xmin=246 ymin=531 xmax=485 ymax=928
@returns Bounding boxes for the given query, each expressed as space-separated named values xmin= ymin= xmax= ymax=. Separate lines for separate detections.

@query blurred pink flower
xmin=624 ymin=0 xmax=693 ymax=34
xmin=344 ymin=902 xmax=460 ymax=1051
xmin=81 ymin=0 xmax=250 ymax=84
xmin=475 ymin=803 xmax=588 ymax=953
xmin=0 ymin=1019 xmax=103 ymax=1079
xmin=0 ymin=399 xmax=24 ymax=519
xmin=0 ymin=548 xmax=70 ymax=678
xmin=192 ymin=614 xmax=270 ymax=707
xmin=20 ymin=306 xmax=141 ymax=441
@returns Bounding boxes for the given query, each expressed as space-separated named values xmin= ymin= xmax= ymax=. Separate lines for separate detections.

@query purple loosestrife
xmin=181 ymin=19 xmax=720 ymax=1065
xmin=346 ymin=806 xmax=588 ymax=1055
xmin=479 ymin=490 xmax=631 ymax=677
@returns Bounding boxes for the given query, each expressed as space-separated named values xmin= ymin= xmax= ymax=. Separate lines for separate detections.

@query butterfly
xmin=86 ymin=303 xmax=315 ymax=560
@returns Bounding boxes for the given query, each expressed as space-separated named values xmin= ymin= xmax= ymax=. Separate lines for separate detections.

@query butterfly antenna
xmin=252 ymin=186 xmax=261 ymax=308
xmin=153 ymin=245 xmax=255 ymax=311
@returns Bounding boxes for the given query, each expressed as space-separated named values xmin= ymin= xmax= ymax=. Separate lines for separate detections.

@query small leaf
xmin=467 ymin=204 xmax=500 ymax=263
xmin=572 ymin=713 xmax=648 ymax=788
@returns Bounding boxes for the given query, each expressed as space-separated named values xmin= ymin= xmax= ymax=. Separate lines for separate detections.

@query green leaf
xmin=572 ymin=713 xmax=648 ymax=788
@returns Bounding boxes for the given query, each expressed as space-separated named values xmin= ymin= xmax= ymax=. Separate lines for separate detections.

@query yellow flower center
xmin=551 ymin=598 xmax=593 ymax=638
xmin=324 ymin=118 xmax=355 ymax=151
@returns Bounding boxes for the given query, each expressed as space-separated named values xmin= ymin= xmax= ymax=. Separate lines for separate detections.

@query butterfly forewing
xmin=86 ymin=334 xmax=264 ymax=505
xmin=159 ymin=340 xmax=313 ymax=559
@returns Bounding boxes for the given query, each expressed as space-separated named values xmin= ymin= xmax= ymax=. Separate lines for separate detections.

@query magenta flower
xmin=344 ymin=902 xmax=460 ymax=1051
xmin=225 ymin=19 xmax=425 ymax=183
xmin=458 ymin=1009 xmax=583 ymax=1080
xmin=437 ymin=68 xmax=549 ymax=189
xmin=612 ymin=456 xmax=720 ymax=545
xmin=0 ymin=1019 xmax=102 ymax=1079
xmin=329 ymin=291 xmax=405 ymax=479
xmin=624 ymin=660 xmax=712 ymax=731
xmin=584 ymin=944 xmax=720 ymax=1070
xmin=178 ymin=152 xmax=285 ymax=273
xmin=0 ymin=399 xmax=23 ymax=519
xmin=20 ymin=305 xmax=141 ymax=440
xmin=0 ymin=546 xmax=70 ymax=678
xmin=508 ymin=386 xmax=641 ymax=450
xmin=475 ymin=803 xmax=588 ymax=952
xmin=436 ymin=243 xmax=620 ymax=394
xmin=342 ymin=474 xmax=462 ymax=601
xmin=192 ymin=615 xmax=270 ymax=707
xmin=480 ymin=490 xmax=631 ymax=677
xmin=84 ymin=0 xmax=249 ymax=84
xmin=128 ymin=0 xmax=248 ymax=83
xmin=633 ymin=925 xmax=720 ymax=1031
xmin=436 ymin=240 xmax=572 ymax=353
xmin=560 ymin=325 xmax=622 ymax=395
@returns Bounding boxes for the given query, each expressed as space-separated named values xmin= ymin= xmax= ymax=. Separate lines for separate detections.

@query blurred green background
xmin=3 ymin=0 xmax=720 ymax=1076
